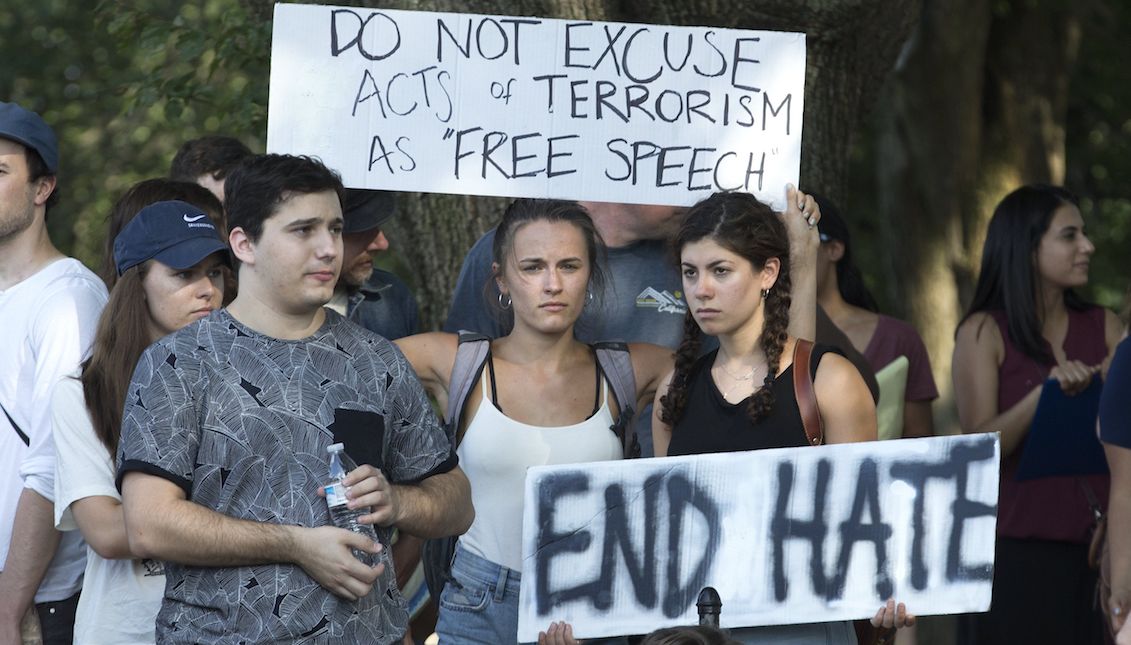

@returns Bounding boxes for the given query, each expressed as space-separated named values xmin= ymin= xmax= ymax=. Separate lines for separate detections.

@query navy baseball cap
xmin=343 ymin=189 xmax=396 ymax=234
xmin=0 ymin=102 xmax=59 ymax=173
xmin=113 ymin=200 xmax=230 ymax=276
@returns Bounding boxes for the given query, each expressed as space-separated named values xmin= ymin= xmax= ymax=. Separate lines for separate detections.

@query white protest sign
xmin=518 ymin=434 xmax=999 ymax=640
xmin=267 ymin=4 xmax=805 ymax=208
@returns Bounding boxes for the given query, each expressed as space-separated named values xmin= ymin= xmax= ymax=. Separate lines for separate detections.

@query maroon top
xmin=863 ymin=314 xmax=939 ymax=402
xmin=991 ymin=306 xmax=1110 ymax=543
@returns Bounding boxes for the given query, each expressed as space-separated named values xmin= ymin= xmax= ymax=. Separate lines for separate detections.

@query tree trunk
xmin=619 ymin=0 xmax=922 ymax=205
xmin=876 ymin=0 xmax=1084 ymax=433
xmin=374 ymin=0 xmax=920 ymax=329
xmin=376 ymin=0 xmax=624 ymax=330
xmin=875 ymin=0 xmax=993 ymax=433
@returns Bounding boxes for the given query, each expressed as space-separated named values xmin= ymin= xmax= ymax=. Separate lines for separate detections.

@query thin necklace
xmin=713 ymin=358 xmax=763 ymax=402
xmin=717 ymin=362 xmax=754 ymax=382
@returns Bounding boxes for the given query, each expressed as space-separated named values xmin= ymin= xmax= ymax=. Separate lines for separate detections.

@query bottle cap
xmin=327 ymin=443 xmax=344 ymax=453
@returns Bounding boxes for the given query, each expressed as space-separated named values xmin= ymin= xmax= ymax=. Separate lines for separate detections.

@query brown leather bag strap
xmin=792 ymin=339 xmax=823 ymax=446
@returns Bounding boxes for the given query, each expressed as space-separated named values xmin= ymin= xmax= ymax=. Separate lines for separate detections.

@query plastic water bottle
xmin=325 ymin=443 xmax=381 ymax=567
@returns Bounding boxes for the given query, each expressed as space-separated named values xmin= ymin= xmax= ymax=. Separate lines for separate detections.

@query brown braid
xmin=659 ymin=311 xmax=705 ymax=424
xmin=747 ymin=263 xmax=791 ymax=423
xmin=660 ymin=191 xmax=793 ymax=426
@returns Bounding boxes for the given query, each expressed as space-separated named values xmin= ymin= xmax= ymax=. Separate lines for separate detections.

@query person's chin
xmin=345 ymin=268 xmax=374 ymax=288
xmin=305 ymin=284 xmax=337 ymax=306
xmin=520 ymin=313 xmax=576 ymax=335
xmin=691 ymin=314 xmax=721 ymax=333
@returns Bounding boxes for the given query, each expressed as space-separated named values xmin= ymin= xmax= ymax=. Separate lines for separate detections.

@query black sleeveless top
xmin=668 ymin=344 xmax=842 ymax=456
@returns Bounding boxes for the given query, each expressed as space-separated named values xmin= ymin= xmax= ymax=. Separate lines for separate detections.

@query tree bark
xmin=622 ymin=0 xmax=921 ymax=205
xmin=370 ymin=0 xmax=624 ymax=330
xmin=374 ymin=0 xmax=920 ymax=329
xmin=876 ymin=0 xmax=1084 ymax=432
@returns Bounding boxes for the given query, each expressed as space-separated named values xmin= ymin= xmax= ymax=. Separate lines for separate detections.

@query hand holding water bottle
xmin=323 ymin=441 xmax=400 ymax=590
xmin=326 ymin=444 xmax=402 ymax=530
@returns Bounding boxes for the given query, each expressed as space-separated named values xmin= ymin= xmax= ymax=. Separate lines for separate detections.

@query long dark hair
xmin=486 ymin=198 xmax=609 ymax=331
xmin=83 ymin=179 xmax=226 ymax=456
xmin=80 ymin=267 xmax=154 ymax=457
xmin=660 ymin=192 xmax=792 ymax=425
xmin=813 ymin=193 xmax=879 ymax=312
xmin=959 ymin=184 xmax=1089 ymax=364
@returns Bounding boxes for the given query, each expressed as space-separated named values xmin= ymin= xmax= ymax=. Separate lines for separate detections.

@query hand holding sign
xmin=537 ymin=621 xmax=579 ymax=645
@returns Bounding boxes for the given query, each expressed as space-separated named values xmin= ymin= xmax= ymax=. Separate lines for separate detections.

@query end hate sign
xmin=267 ymin=4 xmax=806 ymax=208
xmin=518 ymin=434 xmax=1000 ymax=641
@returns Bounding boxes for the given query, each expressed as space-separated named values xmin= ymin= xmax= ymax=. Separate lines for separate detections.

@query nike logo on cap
xmin=183 ymin=214 xmax=206 ymax=223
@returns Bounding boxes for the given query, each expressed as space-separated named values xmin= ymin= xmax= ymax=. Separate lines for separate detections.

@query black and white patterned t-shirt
xmin=117 ymin=309 xmax=456 ymax=644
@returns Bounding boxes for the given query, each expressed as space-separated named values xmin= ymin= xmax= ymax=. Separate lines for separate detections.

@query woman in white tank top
xmin=396 ymin=199 xmax=673 ymax=644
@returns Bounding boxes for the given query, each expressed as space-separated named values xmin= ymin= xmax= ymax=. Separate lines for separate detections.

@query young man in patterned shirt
xmin=117 ymin=154 xmax=472 ymax=644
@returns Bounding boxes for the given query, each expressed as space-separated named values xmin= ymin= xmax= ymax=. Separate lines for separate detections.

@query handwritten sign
xmin=517 ymin=434 xmax=999 ymax=640
xmin=267 ymin=4 xmax=805 ymax=208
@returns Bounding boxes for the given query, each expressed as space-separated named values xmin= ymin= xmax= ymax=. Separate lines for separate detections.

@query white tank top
xmin=458 ymin=370 xmax=622 ymax=572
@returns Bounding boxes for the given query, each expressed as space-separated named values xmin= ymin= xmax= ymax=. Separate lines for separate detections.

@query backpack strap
xmin=793 ymin=339 xmax=823 ymax=446
xmin=444 ymin=334 xmax=641 ymax=458
xmin=423 ymin=332 xmax=490 ymax=600
xmin=443 ymin=331 xmax=491 ymax=442
xmin=593 ymin=341 xmax=640 ymax=459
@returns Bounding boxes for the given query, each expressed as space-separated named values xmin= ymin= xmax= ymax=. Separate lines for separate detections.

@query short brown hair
xmin=170 ymin=135 xmax=253 ymax=182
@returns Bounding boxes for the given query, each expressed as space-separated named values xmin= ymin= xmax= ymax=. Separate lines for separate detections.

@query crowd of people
xmin=0 ymin=96 xmax=1126 ymax=645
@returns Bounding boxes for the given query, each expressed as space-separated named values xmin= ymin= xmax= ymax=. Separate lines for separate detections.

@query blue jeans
xmin=434 ymin=545 xmax=522 ymax=644
xmin=435 ymin=545 xmax=628 ymax=645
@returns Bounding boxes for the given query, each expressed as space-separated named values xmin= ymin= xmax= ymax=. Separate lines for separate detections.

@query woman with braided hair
xmin=651 ymin=191 xmax=913 ymax=644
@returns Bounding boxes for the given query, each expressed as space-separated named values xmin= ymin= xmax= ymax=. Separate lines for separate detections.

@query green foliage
xmin=1 ymin=1 xmax=273 ymax=270
xmin=3 ymin=0 xmax=1126 ymax=315
xmin=845 ymin=0 xmax=1131 ymax=317
xmin=98 ymin=1 xmax=272 ymax=136
xmin=1067 ymin=1 xmax=1131 ymax=311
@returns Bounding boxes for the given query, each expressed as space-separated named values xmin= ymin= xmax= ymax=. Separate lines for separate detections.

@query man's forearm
xmin=0 ymin=489 xmax=62 ymax=622
xmin=392 ymin=467 xmax=473 ymax=539
xmin=123 ymin=480 xmax=297 ymax=566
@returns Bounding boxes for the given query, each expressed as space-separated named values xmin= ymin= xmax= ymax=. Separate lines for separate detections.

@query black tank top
xmin=668 ymin=344 xmax=842 ymax=456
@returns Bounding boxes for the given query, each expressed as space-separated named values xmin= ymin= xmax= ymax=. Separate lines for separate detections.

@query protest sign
xmin=267 ymin=4 xmax=805 ymax=208
xmin=518 ymin=433 xmax=999 ymax=640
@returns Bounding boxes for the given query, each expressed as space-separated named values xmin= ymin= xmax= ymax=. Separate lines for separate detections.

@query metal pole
xmin=697 ymin=586 xmax=721 ymax=627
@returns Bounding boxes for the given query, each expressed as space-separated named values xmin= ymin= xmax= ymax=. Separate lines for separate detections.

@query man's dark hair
xmin=170 ymin=135 xmax=253 ymax=182
xmin=24 ymin=145 xmax=58 ymax=212
xmin=224 ymin=154 xmax=345 ymax=242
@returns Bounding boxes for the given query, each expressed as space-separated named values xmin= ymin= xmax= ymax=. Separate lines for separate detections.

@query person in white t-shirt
xmin=53 ymin=193 xmax=230 ymax=644
xmin=0 ymin=101 xmax=108 ymax=644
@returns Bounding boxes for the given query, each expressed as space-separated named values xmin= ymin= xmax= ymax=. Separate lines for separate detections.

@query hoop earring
xmin=498 ymin=292 xmax=512 ymax=310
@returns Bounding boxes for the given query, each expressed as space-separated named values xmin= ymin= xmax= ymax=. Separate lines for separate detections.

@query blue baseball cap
xmin=113 ymin=200 xmax=230 ymax=276
xmin=0 ymin=102 xmax=59 ymax=173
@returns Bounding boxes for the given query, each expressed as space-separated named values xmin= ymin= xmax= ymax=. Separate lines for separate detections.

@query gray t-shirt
xmin=117 ymin=309 xmax=456 ymax=644
xmin=443 ymin=229 xmax=697 ymax=456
